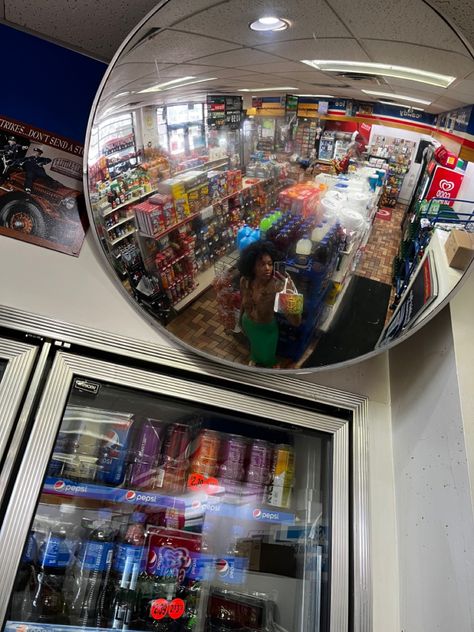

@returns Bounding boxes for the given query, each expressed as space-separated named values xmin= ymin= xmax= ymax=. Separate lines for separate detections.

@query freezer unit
xmin=0 ymin=351 xmax=349 ymax=632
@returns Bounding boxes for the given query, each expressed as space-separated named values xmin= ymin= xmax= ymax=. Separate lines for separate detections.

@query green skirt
xmin=241 ymin=313 xmax=279 ymax=367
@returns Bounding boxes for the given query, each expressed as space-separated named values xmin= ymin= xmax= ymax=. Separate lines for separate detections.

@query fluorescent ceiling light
xmin=249 ymin=16 xmax=289 ymax=31
xmin=139 ymin=76 xmax=195 ymax=93
xmin=239 ymin=87 xmax=297 ymax=92
xmin=298 ymin=94 xmax=334 ymax=98
xmin=139 ymin=77 xmax=216 ymax=93
xmin=378 ymin=100 xmax=424 ymax=111
xmin=300 ymin=60 xmax=455 ymax=88
xmin=361 ymin=90 xmax=431 ymax=105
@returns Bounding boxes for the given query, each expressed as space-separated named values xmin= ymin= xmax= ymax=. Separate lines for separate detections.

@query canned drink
xmin=266 ymin=444 xmax=295 ymax=509
xmin=157 ymin=423 xmax=192 ymax=492
xmin=218 ymin=434 xmax=247 ymax=482
xmin=245 ymin=439 xmax=273 ymax=486
xmin=60 ymin=406 xmax=108 ymax=482
xmin=127 ymin=418 xmax=166 ymax=489
xmin=190 ymin=429 xmax=221 ymax=478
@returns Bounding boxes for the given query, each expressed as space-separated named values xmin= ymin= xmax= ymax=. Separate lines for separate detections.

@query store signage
xmin=318 ymin=101 xmax=329 ymax=115
xmin=426 ymin=166 xmax=464 ymax=201
xmin=285 ymin=94 xmax=298 ymax=113
xmin=207 ymin=95 xmax=242 ymax=129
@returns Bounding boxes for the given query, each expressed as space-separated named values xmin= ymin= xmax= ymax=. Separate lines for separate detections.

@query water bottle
xmin=9 ymin=529 xmax=38 ymax=620
xmin=26 ymin=521 xmax=71 ymax=624
xmin=68 ymin=510 xmax=116 ymax=628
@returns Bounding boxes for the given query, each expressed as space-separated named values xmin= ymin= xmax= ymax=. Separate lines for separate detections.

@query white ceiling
xmin=1 ymin=0 xmax=474 ymax=117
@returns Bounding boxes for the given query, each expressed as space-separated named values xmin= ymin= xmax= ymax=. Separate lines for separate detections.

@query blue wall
xmin=0 ymin=24 xmax=106 ymax=144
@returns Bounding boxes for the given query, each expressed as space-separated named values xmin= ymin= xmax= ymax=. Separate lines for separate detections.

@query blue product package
xmin=96 ymin=413 xmax=134 ymax=486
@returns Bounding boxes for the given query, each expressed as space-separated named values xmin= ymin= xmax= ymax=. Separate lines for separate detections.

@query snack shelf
xmin=106 ymin=215 xmax=135 ymax=231
xmin=109 ymin=227 xmax=137 ymax=246
xmin=176 ymin=157 xmax=228 ymax=175
xmin=101 ymin=187 xmax=158 ymax=218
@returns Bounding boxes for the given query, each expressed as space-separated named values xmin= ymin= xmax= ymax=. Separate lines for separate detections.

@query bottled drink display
xmin=5 ymin=392 xmax=329 ymax=632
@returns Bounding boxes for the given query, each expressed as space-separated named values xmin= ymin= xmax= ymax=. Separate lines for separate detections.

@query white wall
xmin=0 ymin=227 xmax=398 ymax=632
xmin=450 ymin=268 xmax=474 ymax=509
xmin=389 ymin=306 xmax=474 ymax=632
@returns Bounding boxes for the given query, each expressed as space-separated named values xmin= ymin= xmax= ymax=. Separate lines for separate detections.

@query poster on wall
xmin=0 ymin=115 xmax=87 ymax=256
xmin=376 ymin=250 xmax=438 ymax=347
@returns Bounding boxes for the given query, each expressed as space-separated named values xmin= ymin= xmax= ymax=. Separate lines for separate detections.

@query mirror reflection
xmin=85 ymin=0 xmax=474 ymax=370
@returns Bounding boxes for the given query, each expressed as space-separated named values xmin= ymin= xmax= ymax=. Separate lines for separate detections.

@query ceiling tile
xmin=4 ymin=0 xmax=159 ymax=60
xmin=361 ymin=40 xmax=474 ymax=77
xmin=241 ymin=61 xmax=309 ymax=74
xmin=170 ymin=0 xmax=350 ymax=47
xmin=328 ymin=0 xmax=467 ymax=54
xmin=257 ymin=38 xmax=371 ymax=62
xmin=123 ymin=29 xmax=241 ymax=64
xmin=190 ymin=47 xmax=284 ymax=67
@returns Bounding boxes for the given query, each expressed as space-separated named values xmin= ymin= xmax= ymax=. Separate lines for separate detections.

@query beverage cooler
xmin=0 ymin=313 xmax=359 ymax=632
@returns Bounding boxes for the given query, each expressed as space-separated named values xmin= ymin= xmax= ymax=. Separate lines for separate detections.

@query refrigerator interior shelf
xmin=43 ymin=477 xmax=296 ymax=525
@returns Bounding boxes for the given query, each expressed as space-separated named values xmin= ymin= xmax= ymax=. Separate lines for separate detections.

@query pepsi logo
xmin=253 ymin=508 xmax=262 ymax=519
xmin=54 ymin=480 xmax=65 ymax=491
xmin=104 ymin=430 xmax=120 ymax=447
xmin=439 ymin=179 xmax=455 ymax=192
xmin=215 ymin=558 xmax=229 ymax=574
xmin=125 ymin=490 xmax=136 ymax=501
xmin=191 ymin=500 xmax=201 ymax=510
xmin=148 ymin=551 xmax=157 ymax=566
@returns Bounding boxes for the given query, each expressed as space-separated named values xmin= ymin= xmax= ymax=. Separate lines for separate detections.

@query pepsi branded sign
xmin=44 ymin=477 xmax=184 ymax=510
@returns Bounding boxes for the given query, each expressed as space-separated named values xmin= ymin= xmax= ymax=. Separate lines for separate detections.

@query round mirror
xmin=85 ymin=0 xmax=474 ymax=371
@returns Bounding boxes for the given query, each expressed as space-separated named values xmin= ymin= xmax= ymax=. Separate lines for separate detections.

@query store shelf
xmin=173 ymin=266 xmax=216 ymax=311
xmin=106 ymin=215 xmax=135 ymax=231
xmin=108 ymin=227 xmax=137 ymax=246
xmin=142 ymin=178 xmax=266 ymax=242
xmin=101 ymin=187 xmax=158 ymax=218
xmin=42 ymin=477 xmax=295 ymax=524
xmin=176 ymin=157 xmax=228 ymax=175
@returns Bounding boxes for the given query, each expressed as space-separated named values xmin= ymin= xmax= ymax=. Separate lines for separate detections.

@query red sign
xmin=426 ymin=166 xmax=464 ymax=203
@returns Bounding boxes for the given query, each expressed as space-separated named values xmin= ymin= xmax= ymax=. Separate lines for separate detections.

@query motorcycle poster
xmin=0 ymin=115 xmax=88 ymax=256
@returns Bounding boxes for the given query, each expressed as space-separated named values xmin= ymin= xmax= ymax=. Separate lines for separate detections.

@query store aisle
xmin=356 ymin=203 xmax=406 ymax=285
xmin=167 ymin=288 xmax=250 ymax=364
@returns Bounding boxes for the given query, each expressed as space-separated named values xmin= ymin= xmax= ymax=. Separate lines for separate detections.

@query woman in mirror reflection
xmin=238 ymin=241 xmax=301 ymax=368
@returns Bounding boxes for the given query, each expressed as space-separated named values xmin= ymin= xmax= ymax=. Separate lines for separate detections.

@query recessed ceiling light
xmin=239 ymin=87 xmax=297 ymax=92
xmin=378 ymin=100 xmax=425 ymax=111
xmin=249 ymin=16 xmax=289 ymax=31
xmin=300 ymin=60 xmax=455 ymax=88
xmin=298 ymin=94 xmax=334 ymax=98
xmin=361 ymin=90 xmax=431 ymax=105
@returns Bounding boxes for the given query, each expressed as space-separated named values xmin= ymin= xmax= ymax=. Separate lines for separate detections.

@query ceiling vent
xmin=335 ymin=72 xmax=383 ymax=84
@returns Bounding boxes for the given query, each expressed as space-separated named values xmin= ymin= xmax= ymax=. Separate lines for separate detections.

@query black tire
xmin=0 ymin=198 xmax=46 ymax=238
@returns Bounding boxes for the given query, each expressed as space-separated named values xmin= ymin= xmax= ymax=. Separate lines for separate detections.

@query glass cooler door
xmin=0 ymin=352 xmax=338 ymax=632
xmin=0 ymin=337 xmax=38 ymax=493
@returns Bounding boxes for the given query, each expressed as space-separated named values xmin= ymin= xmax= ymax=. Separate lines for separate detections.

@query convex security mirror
xmin=85 ymin=0 xmax=474 ymax=371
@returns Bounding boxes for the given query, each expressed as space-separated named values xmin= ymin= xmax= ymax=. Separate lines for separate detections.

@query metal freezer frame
xmin=0 ymin=304 xmax=371 ymax=632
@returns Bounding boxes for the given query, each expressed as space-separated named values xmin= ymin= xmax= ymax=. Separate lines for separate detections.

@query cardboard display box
xmin=238 ymin=539 xmax=297 ymax=577
xmin=444 ymin=229 xmax=474 ymax=271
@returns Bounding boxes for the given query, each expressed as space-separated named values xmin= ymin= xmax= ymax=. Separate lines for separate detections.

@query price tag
xmin=168 ymin=598 xmax=185 ymax=620
xmin=150 ymin=598 xmax=168 ymax=620
xmin=187 ymin=473 xmax=219 ymax=495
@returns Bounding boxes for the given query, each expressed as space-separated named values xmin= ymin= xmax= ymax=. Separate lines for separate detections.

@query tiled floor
xmin=355 ymin=204 xmax=405 ymax=285
xmin=167 ymin=204 xmax=406 ymax=364
xmin=167 ymin=287 xmax=251 ymax=365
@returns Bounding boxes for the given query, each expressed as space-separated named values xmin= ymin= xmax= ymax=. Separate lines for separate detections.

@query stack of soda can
xmin=48 ymin=407 xmax=295 ymax=509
